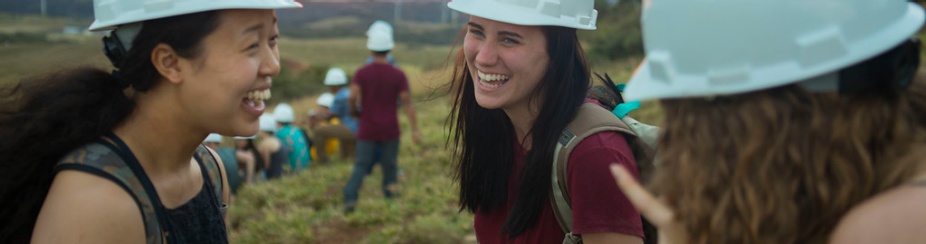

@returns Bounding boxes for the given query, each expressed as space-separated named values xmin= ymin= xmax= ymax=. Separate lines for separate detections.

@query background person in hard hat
xmin=343 ymin=26 xmax=420 ymax=214
xmin=307 ymin=92 xmax=344 ymax=163
xmin=234 ymin=136 xmax=264 ymax=185
xmin=445 ymin=0 xmax=644 ymax=243
xmin=610 ymin=0 xmax=926 ymax=243
xmin=274 ymin=102 xmax=312 ymax=172
xmin=258 ymin=114 xmax=289 ymax=180
xmin=310 ymin=68 xmax=358 ymax=164
xmin=364 ymin=20 xmax=398 ymax=66
xmin=0 ymin=0 xmax=302 ymax=242
xmin=204 ymin=133 xmax=243 ymax=194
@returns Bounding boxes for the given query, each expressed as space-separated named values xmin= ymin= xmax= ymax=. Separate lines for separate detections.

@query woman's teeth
xmin=477 ymin=70 xmax=509 ymax=82
xmin=247 ymin=89 xmax=271 ymax=101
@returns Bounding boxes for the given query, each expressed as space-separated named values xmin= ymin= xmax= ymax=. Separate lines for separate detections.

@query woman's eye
xmin=502 ymin=38 xmax=519 ymax=44
xmin=468 ymin=29 xmax=484 ymax=38
xmin=269 ymin=35 xmax=279 ymax=47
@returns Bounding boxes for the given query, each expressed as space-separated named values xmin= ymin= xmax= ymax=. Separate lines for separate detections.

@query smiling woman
xmin=444 ymin=0 xmax=645 ymax=243
xmin=0 ymin=1 xmax=301 ymax=243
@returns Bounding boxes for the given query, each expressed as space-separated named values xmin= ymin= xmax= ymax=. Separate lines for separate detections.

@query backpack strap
xmin=550 ymin=103 xmax=636 ymax=244
xmin=56 ymin=137 xmax=167 ymax=244
xmin=194 ymin=144 xmax=227 ymax=214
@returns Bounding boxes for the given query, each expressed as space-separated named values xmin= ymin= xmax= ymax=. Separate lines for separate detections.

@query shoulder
xmin=33 ymin=170 xmax=145 ymax=243
xmin=571 ymin=131 xmax=632 ymax=160
xmin=830 ymin=183 xmax=926 ymax=243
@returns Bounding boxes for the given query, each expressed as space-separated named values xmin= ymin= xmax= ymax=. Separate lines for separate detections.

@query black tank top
xmin=165 ymin=181 xmax=227 ymax=243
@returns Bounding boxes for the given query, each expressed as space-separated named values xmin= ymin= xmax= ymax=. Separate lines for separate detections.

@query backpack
xmin=550 ymin=74 xmax=659 ymax=244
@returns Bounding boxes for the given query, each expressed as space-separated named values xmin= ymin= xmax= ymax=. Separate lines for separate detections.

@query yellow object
xmin=310 ymin=118 xmax=341 ymax=160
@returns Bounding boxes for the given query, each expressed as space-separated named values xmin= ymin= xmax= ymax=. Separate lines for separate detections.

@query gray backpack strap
xmin=551 ymin=103 xmax=635 ymax=244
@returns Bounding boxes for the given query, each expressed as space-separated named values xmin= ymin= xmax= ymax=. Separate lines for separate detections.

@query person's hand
xmin=411 ymin=130 xmax=420 ymax=145
xmin=610 ymin=164 xmax=688 ymax=244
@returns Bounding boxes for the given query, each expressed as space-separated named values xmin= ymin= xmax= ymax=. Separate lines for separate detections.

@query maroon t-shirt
xmin=353 ymin=63 xmax=409 ymax=141
xmin=473 ymin=131 xmax=644 ymax=243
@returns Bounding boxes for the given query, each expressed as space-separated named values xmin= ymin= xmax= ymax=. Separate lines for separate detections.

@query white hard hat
xmin=89 ymin=0 xmax=303 ymax=31
xmin=447 ymin=0 xmax=597 ymax=30
xmin=625 ymin=0 xmax=926 ymax=101
xmin=260 ymin=114 xmax=277 ymax=132
xmin=367 ymin=20 xmax=393 ymax=36
xmin=316 ymin=92 xmax=335 ymax=108
xmin=367 ymin=29 xmax=394 ymax=52
xmin=324 ymin=67 xmax=348 ymax=86
xmin=273 ymin=103 xmax=295 ymax=123
xmin=204 ymin=133 xmax=223 ymax=143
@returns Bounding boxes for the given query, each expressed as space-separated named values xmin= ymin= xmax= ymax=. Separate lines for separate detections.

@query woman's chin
xmin=475 ymin=97 xmax=503 ymax=110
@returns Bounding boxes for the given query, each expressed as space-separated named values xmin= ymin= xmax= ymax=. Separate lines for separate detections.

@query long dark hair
xmin=0 ymin=11 xmax=220 ymax=243
xmin=448 ymin=25 xmax=590 ymax=238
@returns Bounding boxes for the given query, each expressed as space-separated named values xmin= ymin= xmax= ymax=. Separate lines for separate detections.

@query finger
xmin=610 ymin=164 xmax=675 ymax=226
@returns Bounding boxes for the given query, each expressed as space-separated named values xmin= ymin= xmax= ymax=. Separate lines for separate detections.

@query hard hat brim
xmin=89 ymin=0 xmax=303 ymax=31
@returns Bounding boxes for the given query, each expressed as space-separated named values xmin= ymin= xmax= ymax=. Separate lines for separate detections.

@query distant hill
xmin=1 ymin=0 xmax=458 ymax=30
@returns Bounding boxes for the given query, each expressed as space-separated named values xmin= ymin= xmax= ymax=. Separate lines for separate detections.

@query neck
xmin=504 ymin=105 xmax=540 ymax=151
xmin=372 ymin=55 xmax=389 ymax=64
xmin=113 ymin=91 xmax=204 ymax=177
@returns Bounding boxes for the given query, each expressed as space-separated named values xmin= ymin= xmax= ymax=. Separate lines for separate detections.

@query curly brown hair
xmin=651 ymin=80 xmax=925 ymax=243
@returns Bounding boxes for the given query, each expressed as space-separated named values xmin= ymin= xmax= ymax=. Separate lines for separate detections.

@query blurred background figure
xmin=259 ymin=114 xmax=289 ymax=180
xmin=343 ymin=23 xmax=420 ymax=214
xmin=234 ymin=136 xmax=264 ymax=185
xmin=310 ymin=67 xmax=359 ymax=164
xmin=274 ymin=103 xmax=311 ymax=173
xmin=204 ymin=133 xmax=242 ymax=194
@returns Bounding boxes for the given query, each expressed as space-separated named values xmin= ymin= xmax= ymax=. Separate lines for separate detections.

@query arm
xmin=257 ymin=138 xmax=277 ymax=169
xmin=32 ymin=171 xmax=146 ymax=243
xmin=349 ymin=83 xmax=361 ymax=119
xmin=398 ymin=90 xmax=419 ymax=144
xmin=569 ymin=132 xmax=644 ymax=244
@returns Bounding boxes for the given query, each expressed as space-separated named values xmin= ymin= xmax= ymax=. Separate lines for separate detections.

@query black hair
xmin=372 ymin=50 xmax=391 ymax=56
xmin=448 ymin=25 xmax=590 ymax=239
xmin=0 ymin=11 xmax=220 ymax=243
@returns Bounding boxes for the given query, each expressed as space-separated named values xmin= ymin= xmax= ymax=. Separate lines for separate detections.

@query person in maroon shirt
xmin=445 ymin=0 xmax=644 ymax=243
xmin=343 ymin=25 xmax=420 ymax=213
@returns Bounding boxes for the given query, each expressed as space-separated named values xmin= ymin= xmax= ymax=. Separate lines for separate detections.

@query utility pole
xmin=40 ymin=0 xmax=47 ymax=17
xmin=394 ymin=0 xmax=402 ymax=24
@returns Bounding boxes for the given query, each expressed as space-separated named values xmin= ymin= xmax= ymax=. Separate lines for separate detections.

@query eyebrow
xmin=243 ymin=23 xmax=264 ymax=34
xmin=467 ymin=21 xmax=523 ymax=39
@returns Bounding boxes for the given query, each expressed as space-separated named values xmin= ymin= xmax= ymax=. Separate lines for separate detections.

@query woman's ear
xmin=151 ymin=43 xmax=183 ymax=84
